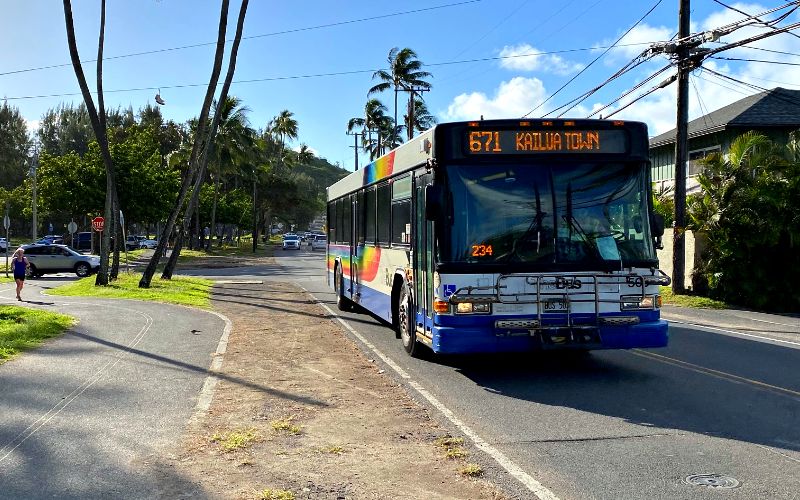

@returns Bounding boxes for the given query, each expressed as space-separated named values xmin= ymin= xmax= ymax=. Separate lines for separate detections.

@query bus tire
xmin=397 ymin=285 xmax=420 ymax=357
xmin=335 ymin=265 xmax=353 ymax=312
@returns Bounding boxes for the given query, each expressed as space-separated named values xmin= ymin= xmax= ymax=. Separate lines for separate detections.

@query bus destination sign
xmin=466 ymin=129 xmax=628 ymax=155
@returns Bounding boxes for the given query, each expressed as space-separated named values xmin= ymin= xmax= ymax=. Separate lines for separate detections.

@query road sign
xmin=67 ymin=221 xmax=78 ymax=234
xmin=3 ymin=215 xmax=9 ymax=230
xmin=92 ymin=216 xmax=105 ymax=232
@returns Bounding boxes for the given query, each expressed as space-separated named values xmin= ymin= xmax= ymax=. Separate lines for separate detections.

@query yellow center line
xmin=630 ymin=349 xmax=800 ymax=400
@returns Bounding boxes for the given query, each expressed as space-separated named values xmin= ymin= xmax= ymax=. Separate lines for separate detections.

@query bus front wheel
xmin=335 ymin=265 xmax=353 ymax=312
xmin=397 ymin=286 xmax=420 ymax=357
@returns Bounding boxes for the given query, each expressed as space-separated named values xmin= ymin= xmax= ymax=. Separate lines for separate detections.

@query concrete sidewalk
xmin=662 ymin=304 xmax=800 ymax=343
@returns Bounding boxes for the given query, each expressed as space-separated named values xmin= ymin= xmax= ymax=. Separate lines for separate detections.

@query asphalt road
xmin=185 ymin=246 xmax=800 ymax=500
xmin=0 ymin=275 xmax=226 ymax=499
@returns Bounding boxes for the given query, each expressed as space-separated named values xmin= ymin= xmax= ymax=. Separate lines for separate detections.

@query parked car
xmin=21 ymin=243 xmax=100 ymax=278
xmin=0 ymin=238 xmax=8 ymax=252
xmin=125 ymin=235 xmax=145 ymax=250
xmin=282 ymin=234 xmax=301 ymax=250
xmin=36 ymin=237 xmax=64 ymax=245
xmin=74 ymin=232 xmax=93 ymax=251
xmin=138 ymin=238 xmax=158 ymax=249
xmin=310 ymin=235 xmax=327 ymax=251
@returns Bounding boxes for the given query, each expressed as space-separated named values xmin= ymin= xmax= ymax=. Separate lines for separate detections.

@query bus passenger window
xmin=365 ymin=187 xmax=376 ymax=244
xmin=328 ymin=202 xmax=336 ymax=243
xmin=392 ymin=200 xmax=411 ymax=245
xmin=377 ymin=183 xmax=391 ymax=245
xmin=342 ymin=196 xmax=352 ymax=243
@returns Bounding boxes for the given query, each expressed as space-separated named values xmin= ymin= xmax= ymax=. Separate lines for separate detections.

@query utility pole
xmin=401 ymin=86 xmax=430 ymax=141
xmin=346 ymin=130 xmax=363 ymax=170
xmin=29 ymin=142 xmax=39 ymax=242
xmin=672 ymin=0 xmax=691 ymax=294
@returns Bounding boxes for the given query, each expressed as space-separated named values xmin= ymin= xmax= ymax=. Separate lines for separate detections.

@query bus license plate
xmin=543 ymin=298 xmax=569 ymax=313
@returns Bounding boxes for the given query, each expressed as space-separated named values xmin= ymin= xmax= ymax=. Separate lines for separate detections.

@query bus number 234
xmin=469 ymin=131 xmax=502 ymax=152
xmin=472 ymin=244 xmax=493 ymax=257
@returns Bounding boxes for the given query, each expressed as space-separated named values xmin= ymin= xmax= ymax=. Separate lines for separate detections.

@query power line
xmin=710 ymin=55 xmax=800 ymax=66
xmin=0 ymin=0 xmax=485 ymax=78
xmin=586 ymin=64 xmax=673 ymax=118
xmin=0 ymin=44 xmax=656 ymax=102
xmin=710 ymin=0 xmax=800 ymax=40
xmin=521 ymin=0 xmax=664 ymax=118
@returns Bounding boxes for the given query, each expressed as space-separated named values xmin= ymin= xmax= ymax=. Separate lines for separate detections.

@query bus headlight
xmin=620 ymin=295 xmax=660 ymax=310
xmin=455 ymin=302 xmax=491 ymax=314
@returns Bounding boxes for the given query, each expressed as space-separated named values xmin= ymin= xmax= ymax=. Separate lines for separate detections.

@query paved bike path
xmin=0 ymin=278 xmax=225 ymax=499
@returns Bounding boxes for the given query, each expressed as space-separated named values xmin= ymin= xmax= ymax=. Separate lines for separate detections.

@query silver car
xmin=310 ymin=236 xmax=327 ymax=251
xmin=21 ymin=243 xmax=100 ymax=278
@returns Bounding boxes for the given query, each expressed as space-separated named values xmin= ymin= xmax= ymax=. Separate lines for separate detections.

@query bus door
xmin=414 ymin=173 xmax=435 ymax=334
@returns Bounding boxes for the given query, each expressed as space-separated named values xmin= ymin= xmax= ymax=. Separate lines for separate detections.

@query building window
xmin=688 ymin=146 xmax=720 ymax=176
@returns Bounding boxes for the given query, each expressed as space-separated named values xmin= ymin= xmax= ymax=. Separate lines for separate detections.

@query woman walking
xmin=12 ymin=248 xmax=29 ymax=301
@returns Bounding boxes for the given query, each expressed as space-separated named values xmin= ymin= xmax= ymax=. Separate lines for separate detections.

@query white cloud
xmin=442 ymin=77 xmax=548 ymax=121
xmin=499 ymin=44 xmax=584 ymax=75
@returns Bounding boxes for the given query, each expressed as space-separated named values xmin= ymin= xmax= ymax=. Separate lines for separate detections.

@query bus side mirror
xmin=651 ymin=213 xmax=665 ymax=237
xmin=651 ymin=213 xmax=665 ymax=249
xmin=425 ymin=185 xmax=442 ymax=221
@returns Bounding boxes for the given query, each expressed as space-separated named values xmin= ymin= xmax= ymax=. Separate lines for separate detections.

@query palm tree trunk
xmin=158 ymin=0 xmax=250 ymax=278
xmin=63 ymin=0 xmax=119 ymax=286
xmin=208 ymin=168 xmax=220 ymax=251
xmin=140 ymin=0 xmax=232 ymax=288
xmin=393 ymin=85 xmax=398 ymax=146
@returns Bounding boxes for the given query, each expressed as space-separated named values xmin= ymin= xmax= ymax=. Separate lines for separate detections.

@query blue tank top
xmin=13 ymin=258 xmax=26 ymax=276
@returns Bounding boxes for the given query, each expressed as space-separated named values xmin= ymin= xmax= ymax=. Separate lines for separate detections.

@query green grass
xmin=210 ymin=428 xmax=260 ymax=452
xmin=659 ymin=286 xmax=728 ymax=309
xmin=0 ymin=306 xmax=74 ymax=364
xmin=0 ymin=275 xmax=13 ymax=284
xmin=258 ymin=489 xmax=295 ymax=500
xmin=48 ymin=273 xmax=213 ymax=309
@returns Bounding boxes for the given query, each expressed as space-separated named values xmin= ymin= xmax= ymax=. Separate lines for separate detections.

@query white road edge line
xmin=191 ymin=310 xmax=233 ymax=421
xmin=666 ymin=319 xmax=800 ymax=347
xmin=302 ymin=286 xmax=561 ymax=500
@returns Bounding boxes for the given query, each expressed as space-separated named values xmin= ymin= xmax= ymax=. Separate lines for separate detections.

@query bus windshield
xmin=443 ymin=161 xmax=656 ymax=269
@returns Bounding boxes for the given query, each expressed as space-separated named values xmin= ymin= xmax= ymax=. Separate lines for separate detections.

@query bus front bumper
xmin=430 ymin=319 xmax=669 ymax=355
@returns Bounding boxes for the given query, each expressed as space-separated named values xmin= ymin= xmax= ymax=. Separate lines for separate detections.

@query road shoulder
xmin=158 ymin=280 xmax=507 ymax=499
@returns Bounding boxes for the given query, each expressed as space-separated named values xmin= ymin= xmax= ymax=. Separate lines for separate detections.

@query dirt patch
xmin=158 ymin=276 xmax=509 ymax=499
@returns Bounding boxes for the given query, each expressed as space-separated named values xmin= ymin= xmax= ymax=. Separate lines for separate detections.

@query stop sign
xmin=92 ymin=216 xmax=105 ymax=232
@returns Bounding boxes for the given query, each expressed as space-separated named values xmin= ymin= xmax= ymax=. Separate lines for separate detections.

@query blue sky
xmin=3 ymin=1 xmax=800 ymax=171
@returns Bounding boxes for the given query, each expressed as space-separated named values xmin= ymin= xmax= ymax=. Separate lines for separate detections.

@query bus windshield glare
xmin=443 ymin=162 xmax=656 ymax=268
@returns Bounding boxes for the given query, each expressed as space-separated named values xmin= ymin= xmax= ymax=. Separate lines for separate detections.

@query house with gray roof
xmin=649 ymin=87 xmax=800 ymax=185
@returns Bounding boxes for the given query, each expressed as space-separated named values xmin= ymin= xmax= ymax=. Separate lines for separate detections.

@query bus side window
xmin=377 ymin=183 xmax=391 ymax=246
xmin=392 ymin=200 xmax=411 ymax=245
xmin=365 ymin=187 xmax=376 ymax=245
xmin=356 ymin=191 xmax=365 ymax=244
xmin=336 ymin=198 xmax=345 ymax=244
xmin=342 ymin=195 xmax=352 ymax=243
xmin=328 ymin=201 xmax=336 ymax=243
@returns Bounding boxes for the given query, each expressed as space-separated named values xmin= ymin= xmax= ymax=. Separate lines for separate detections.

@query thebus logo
xmin=537 ymin=277 xmax=582 ymax=290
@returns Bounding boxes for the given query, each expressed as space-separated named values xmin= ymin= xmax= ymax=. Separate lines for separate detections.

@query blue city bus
xmin=327 ymin=119 xmax=670 ymax=357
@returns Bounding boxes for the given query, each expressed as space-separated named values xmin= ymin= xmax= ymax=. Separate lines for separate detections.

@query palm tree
xmin=348 ymin=99 xmax=392 ymax=160
xmin=369 ymin=47 xmax=432 ymax=144
xmin=208 ymin=96 xmax=255 ymax=249
xmin=404 ymin=97 xmax=437 ymax=140
xmin=270 ymin=109 xmax=298 ymax=156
